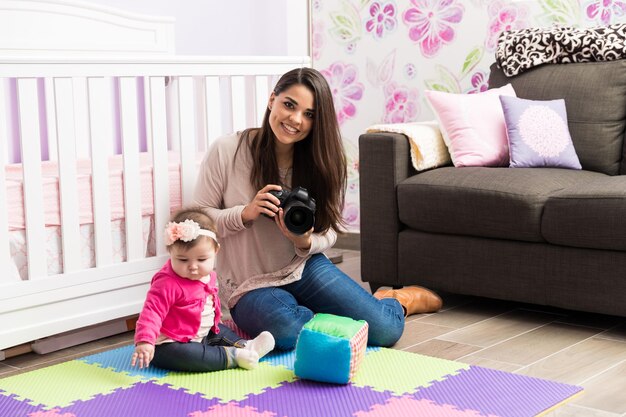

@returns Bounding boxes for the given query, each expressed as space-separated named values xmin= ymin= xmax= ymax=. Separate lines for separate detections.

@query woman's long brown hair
xmin=235 ymin=67 xmax=347 ymax=234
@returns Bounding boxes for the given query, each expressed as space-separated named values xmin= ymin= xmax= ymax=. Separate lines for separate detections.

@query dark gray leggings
xmin=151 ymin=323 xmax=245 ymax=372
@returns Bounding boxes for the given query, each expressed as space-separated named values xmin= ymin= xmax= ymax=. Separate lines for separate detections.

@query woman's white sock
xmin=244 ymin=331 xmax=275 ymax=358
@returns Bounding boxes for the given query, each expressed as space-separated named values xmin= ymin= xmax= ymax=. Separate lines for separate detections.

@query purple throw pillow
xmin=499 ymin=96 xmax=582 ymax=169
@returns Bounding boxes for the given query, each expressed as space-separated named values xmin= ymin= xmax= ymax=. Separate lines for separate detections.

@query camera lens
xmin=289 ymin=209 xmax=307 ymax=226
xmin=284 ymin=202 xmax=314 ymax=234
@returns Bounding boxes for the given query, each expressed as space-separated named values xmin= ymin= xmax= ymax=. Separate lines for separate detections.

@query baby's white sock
xmin=234 ymin=348 xmax=259 ymax=370
xmin=244 ymin=331 xmax=275 ymax=358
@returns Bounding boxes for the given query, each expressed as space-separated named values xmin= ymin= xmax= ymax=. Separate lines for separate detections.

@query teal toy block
xmin=294 ymin=313 xmax=368 ymax=384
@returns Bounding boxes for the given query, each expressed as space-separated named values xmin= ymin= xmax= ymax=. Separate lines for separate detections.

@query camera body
xmin=269 ymin=186 xmax=316 ymax=235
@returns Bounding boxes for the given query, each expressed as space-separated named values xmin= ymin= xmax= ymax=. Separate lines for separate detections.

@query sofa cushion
xmin=489 ymin=60 xmax=626 ymax=176
xmin=542 ymin=176 xmax=626 ymax=251
xmin=397 ymin=167 xmax=605 ymax=242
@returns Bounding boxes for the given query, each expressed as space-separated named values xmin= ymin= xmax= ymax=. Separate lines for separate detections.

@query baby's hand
xmin=131 ymin=342 xmax=155 ymax=368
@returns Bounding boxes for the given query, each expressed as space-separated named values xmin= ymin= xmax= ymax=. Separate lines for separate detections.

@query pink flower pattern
xmin=366 ymin=1 xmax=398 ymax=39
xmin=466 ymin=71 xmax=489 ymax=94
xmin=321 ymin=62 xmax=365 ymax=125
xmin=586 ymin=0 xmax=626 ymax=24
xmin=342 ymin=202 xmax=360 ymax=227
xmin=402 ymin=0 xmax=464 ymax=58
xmin=383 ymin=82 xmax=419 ymax=123
xmin=312 ymin=19 xmax=325 ymax=61
xmin=485 ymin=1 xmax=529 ymax=51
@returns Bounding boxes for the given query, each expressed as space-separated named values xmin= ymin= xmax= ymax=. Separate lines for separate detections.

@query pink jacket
xmin=134 ymin=260 xmax=221 ymax=345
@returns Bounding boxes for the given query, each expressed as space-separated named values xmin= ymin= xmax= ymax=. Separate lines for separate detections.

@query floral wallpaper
xmin=312 ymin=0 xmax=626 ymax=232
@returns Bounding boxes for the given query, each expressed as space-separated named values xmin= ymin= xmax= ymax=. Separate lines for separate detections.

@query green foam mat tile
xmin=156 ymin=362 xmax=296 ymax=402
xmin=352 ymin=348 xmax=469 ymax=395
xmin=0 ymin=360 xmax=143 ymax=408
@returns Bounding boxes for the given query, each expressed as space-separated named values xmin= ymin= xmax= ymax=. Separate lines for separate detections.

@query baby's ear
xmin=214 ymin=243 xmax=221 ymax=254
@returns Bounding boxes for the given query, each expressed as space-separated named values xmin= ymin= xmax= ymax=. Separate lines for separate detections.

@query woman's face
xmin=268 ymin=84 xmax=315 ymax=149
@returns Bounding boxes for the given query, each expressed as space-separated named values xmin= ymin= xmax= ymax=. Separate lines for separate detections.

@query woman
xmin=194 ymin=67 xmax=441 ymax=350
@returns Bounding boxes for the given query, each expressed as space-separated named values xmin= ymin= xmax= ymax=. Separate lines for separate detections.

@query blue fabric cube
xmin=294 ymin=313 xmax=368 ymax=384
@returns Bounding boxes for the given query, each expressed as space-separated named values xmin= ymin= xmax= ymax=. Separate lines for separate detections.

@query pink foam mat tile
xmin=189 ymin=402 xmax=276 ymax=417
xmin=22 ymin=409 xmax=78 ymax=417
xmin=354 ymin=396 xmax=501 ymax=417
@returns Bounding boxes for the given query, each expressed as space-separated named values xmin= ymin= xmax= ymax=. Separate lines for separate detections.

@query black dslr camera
xmin=269 ymin=186 xmax=316 ymax=235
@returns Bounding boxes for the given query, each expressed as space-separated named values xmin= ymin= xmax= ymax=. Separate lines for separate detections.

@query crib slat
xmin=269 ymin=75 xmax=279 ymax=96
xmin=193 ymin=77 xmax=208 ymax=154
xmin=0 ymin=80 xmax=10 ymax=274
xmin=87 ymin=77 xmax=113 ymax=266
xmin=231 ymin=76 xmax=246 ymax=132
xmin=204 ymin=76 xmax=222 ymax=146
xmin=148 ymin=76 xmax=170 ymax=256
xmin=17 ymin=78 xmax=47 ymax=279
xmin=53 ymin=77 xmax=82 ymax=272
xmin=44 ymin=78 xmax=59 ymax=162
xmin=177 ymin=76 xmax=197 ymax=206
xmin=244 ymin=75 xmax=257 ymax=128
xmin=255 ymin=75 xmax=270 ymax=125
xmin=119 ymin=77 xmax=144 ymax=261
xmin=220 ymin=76 xmax=234 ymax=136
xmin=72 ymin=77 xmax=91 ymax=159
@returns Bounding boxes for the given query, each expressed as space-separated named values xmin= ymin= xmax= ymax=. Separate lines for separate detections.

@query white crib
xmin=0 ymin=0 xmax=310 ymax=354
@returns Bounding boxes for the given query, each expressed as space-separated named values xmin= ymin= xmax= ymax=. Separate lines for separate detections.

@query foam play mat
xmin=0 ymin=344 xmax=582 ymax=417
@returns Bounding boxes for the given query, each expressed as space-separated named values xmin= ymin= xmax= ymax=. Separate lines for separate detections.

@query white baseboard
xmin=31 ymin=317 xmax=134 ymax=355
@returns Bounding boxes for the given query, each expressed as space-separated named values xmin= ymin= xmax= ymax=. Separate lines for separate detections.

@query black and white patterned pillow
xmin=495 ymin=24 xmax=626 ymax=77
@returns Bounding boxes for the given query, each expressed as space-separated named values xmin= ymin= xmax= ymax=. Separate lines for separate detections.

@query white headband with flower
xmin=164 ymin=219 xmax=219 ymax=246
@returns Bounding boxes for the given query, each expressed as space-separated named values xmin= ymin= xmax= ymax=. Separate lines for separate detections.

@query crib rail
xmin=1 ymin=55 xmax=309 ymax=277
xmin=0 ymin=56 xmax=309 ymax=349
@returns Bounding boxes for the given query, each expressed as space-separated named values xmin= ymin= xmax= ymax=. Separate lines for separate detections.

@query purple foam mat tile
xmin=58 ymin=381 xmax=220 ymax=417
xmin=78 ymin=345 xmax=169 ymax=380
xmin=413 ymin=365 xmax=582 ymax=417
xmin=0 ymin=392 xmax=45 ymax=416
xmin=238 ymin=379 xmax=396 ymax=417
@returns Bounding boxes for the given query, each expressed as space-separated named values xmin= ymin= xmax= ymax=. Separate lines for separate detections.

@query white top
xmin=193 ymin=132 xmax=336 ymax=308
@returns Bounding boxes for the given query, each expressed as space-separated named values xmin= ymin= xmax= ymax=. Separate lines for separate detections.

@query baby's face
xmin=170 ymin=240 xmax=218 ymax=280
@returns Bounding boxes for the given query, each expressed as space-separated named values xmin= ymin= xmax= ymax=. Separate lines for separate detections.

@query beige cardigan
xmin=193 ymin=132 xmax=336 ymax=308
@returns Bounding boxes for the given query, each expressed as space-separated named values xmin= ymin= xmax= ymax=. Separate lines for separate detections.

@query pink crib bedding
xmin=4 ymin=152 xmax=196 ymax=231
xmin=3 ymin=151 xmax=203 ymax=282
xmin=8 ymin=217 xmax=154 ymax=282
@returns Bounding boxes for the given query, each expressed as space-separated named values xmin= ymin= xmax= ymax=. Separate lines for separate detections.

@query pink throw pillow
xmin=425 ymin=84 xmax=516 ymax=167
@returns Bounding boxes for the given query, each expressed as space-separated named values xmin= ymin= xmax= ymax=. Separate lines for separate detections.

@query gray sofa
xmin=359 ymin=59 xmax=626 ymax=317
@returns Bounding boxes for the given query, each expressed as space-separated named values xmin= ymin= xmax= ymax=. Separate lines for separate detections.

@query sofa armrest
xmin=359 ymin=132 xmax=416 ymax=288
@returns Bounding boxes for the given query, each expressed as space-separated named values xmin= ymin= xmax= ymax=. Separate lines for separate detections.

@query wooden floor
xmin=2 ymin=249 xmax=626 ymax=417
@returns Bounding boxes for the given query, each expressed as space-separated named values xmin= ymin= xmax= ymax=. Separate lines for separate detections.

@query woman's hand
xmin=131 ymin=342 xmax=155 ymax=369
xmin=241 ymin=185 xmax=283 ymax=223
xmin=276 ymin=208 xmax=313 ymax=250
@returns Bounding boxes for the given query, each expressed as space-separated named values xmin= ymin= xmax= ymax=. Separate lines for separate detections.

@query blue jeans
xmin=230 ymin=253 xmax=405 ymax=350
xmin=151 ymin=323 xmax=245 ymax=372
